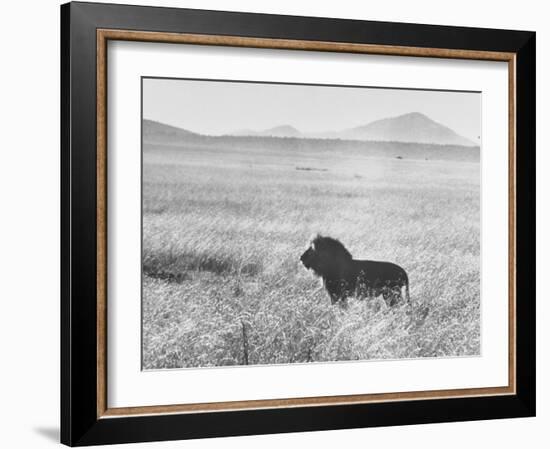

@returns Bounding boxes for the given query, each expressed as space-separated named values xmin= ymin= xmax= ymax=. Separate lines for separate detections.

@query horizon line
xmin=143 ymin=110 xmax=478 ymax=146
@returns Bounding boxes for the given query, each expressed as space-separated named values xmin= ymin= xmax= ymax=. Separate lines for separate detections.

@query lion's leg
xmin=393 ymin=287 xmax=402 ymax=306
xmin=394 ymin=286 xmax=403 ymax=304
xmin=383 ymin=286 xmax=401 ymax=307
xmin=365 ymin=286 xmax=372 ymax=299
xmin=378 ymin=288 xmax=390 ymax=307
xmin=359 ymin=283 xmax=372 ymax=301
xmin=382 ymin=289 xmax=392 ymax=307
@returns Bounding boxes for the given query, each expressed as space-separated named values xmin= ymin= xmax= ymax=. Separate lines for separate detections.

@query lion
xmin=300 ymin=235 xmax=410 ymax=306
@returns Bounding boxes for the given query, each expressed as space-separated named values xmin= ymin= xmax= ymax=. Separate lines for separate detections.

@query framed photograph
xmin=61 ymin=1 xmax=536 ymax=446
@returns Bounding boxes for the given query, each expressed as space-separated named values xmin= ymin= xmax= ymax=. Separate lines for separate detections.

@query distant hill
xmin=142 ymin=116 xmax=479 ymax=161
xmin=318 ymin=112 xmax=476 ymax=147
xmin=230 ymin=125 xmax=302 ymax=138
xmin=143 ymin=119 xmax=199 ymax=143
xmin=230 ymin=112 xmax=476 ymax=147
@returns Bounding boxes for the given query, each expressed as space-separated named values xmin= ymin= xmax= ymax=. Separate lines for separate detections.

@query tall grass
xmin=142 ymin=142 xmax=480 ymax=369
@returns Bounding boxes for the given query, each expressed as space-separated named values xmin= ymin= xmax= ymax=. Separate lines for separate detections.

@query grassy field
xmin=142 ymin=138 xmax=480 ymax=369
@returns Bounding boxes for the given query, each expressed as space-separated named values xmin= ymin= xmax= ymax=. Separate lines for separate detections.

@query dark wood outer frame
xmin=61 ymin=1 xmax=536 ymax=446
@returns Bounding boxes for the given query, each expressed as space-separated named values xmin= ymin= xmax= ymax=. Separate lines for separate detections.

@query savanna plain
xmin=142 ymin=131 xmax=480 ymax=369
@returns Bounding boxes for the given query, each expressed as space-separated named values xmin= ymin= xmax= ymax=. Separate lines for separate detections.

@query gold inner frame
xmin=96 ymin=29 xmax=517 ymax=419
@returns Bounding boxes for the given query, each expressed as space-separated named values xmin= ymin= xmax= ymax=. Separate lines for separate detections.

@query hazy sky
xmin=143 ymin=77 xmax=481 ymax=142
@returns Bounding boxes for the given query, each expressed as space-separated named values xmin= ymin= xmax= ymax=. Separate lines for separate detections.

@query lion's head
xmin=300 ymin=234 xmax=353 ymax=278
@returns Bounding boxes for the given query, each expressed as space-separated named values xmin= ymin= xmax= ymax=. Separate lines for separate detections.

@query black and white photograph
xmin=141 ymin=78 xmax=481 ymax=370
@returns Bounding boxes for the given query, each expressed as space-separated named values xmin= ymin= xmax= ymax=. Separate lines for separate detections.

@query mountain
xmin=329 ymin=112 xmax=476 ymax=147
xmin=260 ymin=125 xmax=302 ymax=138
xmin=142 ymin=118 xmax=478 ymax=161
xmin=229 ymin=113 xmax=475 ymax=146
xmin=230 ymin=125 xmax=302 ymax=138
xmin=143 ymin=119 xmax=199 ymax=143
xmin=145 ymin=113 xmax=477 ymax=148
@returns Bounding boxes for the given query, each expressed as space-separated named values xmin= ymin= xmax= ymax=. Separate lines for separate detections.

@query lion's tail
xmin=403 ymin=274 xmax=410 ymax=303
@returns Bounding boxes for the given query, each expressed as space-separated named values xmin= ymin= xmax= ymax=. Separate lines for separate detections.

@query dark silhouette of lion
xmin=300 ymin=235 xmax=410 ymax=306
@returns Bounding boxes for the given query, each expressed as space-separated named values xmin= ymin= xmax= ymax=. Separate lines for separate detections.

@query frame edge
xmin=514 ymin=31 xmax=536 ymax=417
xmin=60 ymin=2 xmax=72 ymax=444
xmin=61 ymin=2 xmax=536 ymax=445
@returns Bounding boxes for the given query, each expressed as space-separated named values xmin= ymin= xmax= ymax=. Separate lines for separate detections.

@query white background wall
xmin=0 ymin=0 xmax=545 ymax=447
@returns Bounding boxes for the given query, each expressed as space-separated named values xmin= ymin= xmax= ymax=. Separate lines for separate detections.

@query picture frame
xmin=60 ymin=1 xmax=536 ymax=446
